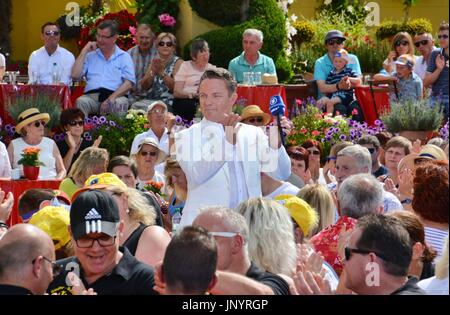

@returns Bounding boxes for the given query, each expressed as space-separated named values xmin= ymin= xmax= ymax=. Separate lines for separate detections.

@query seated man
xmin=228 ymin=29 xmax=276 ymax=83
xmin=72 ymin=20 xmax=135 ymax=116
xmin=28 ymin=22 xmax=75 ymax=85
xmin=313 ymin=30 xmax=363 ymax=120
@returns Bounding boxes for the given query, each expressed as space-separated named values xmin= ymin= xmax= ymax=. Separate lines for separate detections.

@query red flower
xmin=312 ymin=130 xmax=320 ymax=136
xmin=351 ymin=109 xmax=359 ymax=116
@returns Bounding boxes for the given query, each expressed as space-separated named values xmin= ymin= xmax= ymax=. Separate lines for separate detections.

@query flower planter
xmin=398 ymin=130 xmax=434 ymax=144
xmin=23 ymin=166 xmax=40 ymax=180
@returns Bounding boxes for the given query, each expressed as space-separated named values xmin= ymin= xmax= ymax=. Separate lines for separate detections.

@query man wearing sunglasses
xmin=72 ymin=20 xmax=135 ymax=117
xmin=0 ymin=224 xmax=56 ymax=295
xmin=413 ymin=32 xmax=436 ymax=80
xmin=47 ymin=190 xmax=158 ymax=295
xmin=28 ymin=22 xmax=75 ymax=85
xmin=424 ymin=22 xmax=449 ymax=119
xmin=357 ymin=135 xmax=388 ymax=178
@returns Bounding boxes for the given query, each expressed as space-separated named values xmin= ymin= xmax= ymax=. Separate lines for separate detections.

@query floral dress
xmin=147 ymin=55 xmax=180 ymax=107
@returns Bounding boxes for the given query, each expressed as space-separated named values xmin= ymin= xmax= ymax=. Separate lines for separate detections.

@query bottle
xmin=171 ymin=209 xmax=182 ymax=235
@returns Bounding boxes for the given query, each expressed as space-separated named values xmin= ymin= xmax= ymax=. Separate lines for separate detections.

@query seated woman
xmin=135 ymin=32 xmax=183 ymax=112
xmin=132 ymin=137 xmax=167 ymax=190
xmin=0 ymin=141 xmax=11 ymax=179
xmin=59 ymin=147 xmax=109 ymax=198
xmin=57 ymin=108 xmax=101 ymax=173
xmin=380 ymin=32 xmax=416 ymax=76
xmin=7 ymin=108 xmax=66 ymax=179
xmin=301 ymin=140 xmax=329 ymax=186
xmin=173 ymin=38 xmax=216 ymax=122
xmin=287 ymin=145 xmax=311 ymax=186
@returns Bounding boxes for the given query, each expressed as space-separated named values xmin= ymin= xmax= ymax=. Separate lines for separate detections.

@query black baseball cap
xmin=70 ymin=190 xmax=120 ymax=240
xmin=324 ymin=30 xmax=346 ymax=43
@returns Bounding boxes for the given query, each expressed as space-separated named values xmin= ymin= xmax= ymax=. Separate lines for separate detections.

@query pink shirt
xmin=174 ymin=61 xmax=216 ymax=94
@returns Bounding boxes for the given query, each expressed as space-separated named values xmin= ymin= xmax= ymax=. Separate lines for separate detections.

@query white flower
xmin=125 ymin=114 xmax=133 ymax=120
xmin=324 ymin=0 xmax=332 ymax=5
xmin=290 ymin=14 xmax=298 ymax=22
xmin=347 ymin=5 xmax=354 ymax=12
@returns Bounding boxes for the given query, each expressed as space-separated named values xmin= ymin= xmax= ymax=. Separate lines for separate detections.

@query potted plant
xmin=380 ymin=99 xmax=443 ymax=144
xmin=17 ymin=147 xmax=45 ymax=180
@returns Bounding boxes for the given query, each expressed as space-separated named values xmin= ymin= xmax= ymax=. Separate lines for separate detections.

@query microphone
xmin=269 ymin=95 xmax=286 ymax=147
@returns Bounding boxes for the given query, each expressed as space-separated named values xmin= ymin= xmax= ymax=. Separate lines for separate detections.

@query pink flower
xmin=351 ymin=108 xmax=359 ymax=116
xmin=300 ymin=127 xmax=308 ymax=134
xmin=158 ymin=13 xmax=176 ymax=27
xmin=312 ymin=130 xmax=320 ymax=136
xmin=129 ymin=26 xmax=136 ymax=36
xmin=295 ymin=99 xmax=302 ymax=106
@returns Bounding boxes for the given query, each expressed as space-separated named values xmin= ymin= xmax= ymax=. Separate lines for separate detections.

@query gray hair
xmin=198 ymin=206 xmax=249 ymax=242
xmin=338 ymin=144 xmax=372 ymax=174
xmin=427 ymin=137 xmax=448 ymax=150
xmin=338 ymin=174 xmax=384 ymax=219
xmin=243 ymin=28 xmax=263 ymax=42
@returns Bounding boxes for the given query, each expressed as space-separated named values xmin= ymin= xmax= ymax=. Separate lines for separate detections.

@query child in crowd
xmin=373 ymin=54 xmax=423 ymax=103
xmin=317 ymin=49 xmax=360 ymax=115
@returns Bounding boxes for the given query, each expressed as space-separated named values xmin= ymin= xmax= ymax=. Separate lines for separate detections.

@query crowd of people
xmin=0 ymin=18 xmax=449 ymax=296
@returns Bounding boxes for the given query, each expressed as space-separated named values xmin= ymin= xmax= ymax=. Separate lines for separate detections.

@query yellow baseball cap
xmin=29 ymin=206 xmax=70 ymax=251
xmin=274 ymin=194 xmax=319 ymax=237
xmin=71 ymin=172 xmax=128 ymax=202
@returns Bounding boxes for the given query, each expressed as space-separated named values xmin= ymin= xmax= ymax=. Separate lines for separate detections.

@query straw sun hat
xmin=240 ymin=105 xmax=271 ymax=126
xmin=15 ymin=108 xmax=50 ymax=134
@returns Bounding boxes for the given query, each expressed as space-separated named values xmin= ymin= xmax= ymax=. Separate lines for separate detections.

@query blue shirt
xmin=389 ymin=71 xmax=423 ymax=103
xmin=82 ymin=45 xmax=136 ymax=93
xmin=427 ymin=48 xmax=449 ymax=97
xmin=314 ymin=53 xmax=362 ymax=98
xmin=228 ymin=52 xmax=276 ymax=83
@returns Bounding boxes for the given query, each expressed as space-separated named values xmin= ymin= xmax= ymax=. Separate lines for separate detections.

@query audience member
xmin=0 ymin=141 xmax=11 ymax=178
xmin=17 ymin=188 xmax=70 ymax=223
xmin=413 ymin=32 xmax=436 ymax=80
xmin=380 ymin=32 xmax=416 ymax=75
xmin=132 ymin=137 xmax=167 ymax=190
xmin=418 ymin=237 xmax=449 ymax=295
xmin=0 ymin=52 xmax=5 ymax=80
xmin=357 ymin=135 xmax=388 ymax=177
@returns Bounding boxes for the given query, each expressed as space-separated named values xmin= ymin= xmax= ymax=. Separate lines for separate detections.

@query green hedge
xmin=188 ymin=0 xmax=244 ymax=26
xmin=376 ymin=18 xmax=433 ymax=40
xmin=186 ymin=0 xmax=292 ymax=82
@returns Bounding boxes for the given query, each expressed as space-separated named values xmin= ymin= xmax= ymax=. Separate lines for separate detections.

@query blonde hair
xmin=436 ymin=237 xmax=449 ymax=279
xmin=104 ymin=185 xmax=156 ymax=226
xmin=236 ymin=198 xmax=297 ymax=277
xmin=164 ymin=158 xmax=182 ymax=188
xmin=297 ymin=184 xmax=335 ymax=235
xmin=69 ymin=147 xmax=109 ymax=183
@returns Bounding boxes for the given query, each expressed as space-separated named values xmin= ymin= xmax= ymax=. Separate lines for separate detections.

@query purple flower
xmin=175 ymin=116 xmax=183 ymax=124
xmin=83 ymin=132 xmax=91 ymax=139
xmin=109 ymin=121 xmax=116 ymax=127
xmin=339 ymin=134 xmax=347 ymax=141
xmin=86 ymin=118 xmax=93 ymax=125
xmin=325 ymin=135 xmax=331 ymax=141
xmin=374 ymin=119 xmax=382 ymax=126
xmin=92 ymin=116 xmax=99 ymax=124
xmin=334 ymin=128 xmax=340 ymax=133
xmin=99 ymin=116 xmax=107 ymax=124
xmin=85 ymin=135 xmax=92 ymax=141
xmin=5 ymin=124 xmax=12 ymax=132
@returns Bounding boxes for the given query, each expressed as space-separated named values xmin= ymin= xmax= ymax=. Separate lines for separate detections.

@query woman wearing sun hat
xmin=240 ymin=105 xmax=271 ymax=126
xmin=7 ymin=108 xmax=66 ymax=179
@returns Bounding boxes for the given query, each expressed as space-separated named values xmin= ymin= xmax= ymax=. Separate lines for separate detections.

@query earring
xmin=126 ymin=209 xmax=130 ymax=214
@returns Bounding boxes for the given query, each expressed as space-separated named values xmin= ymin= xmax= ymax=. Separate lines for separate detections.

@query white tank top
xmin=12 ymin=137 xmax=57 ymax=179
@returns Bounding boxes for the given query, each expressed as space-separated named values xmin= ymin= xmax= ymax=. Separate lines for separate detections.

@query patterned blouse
xmin=147 ymin=55 xmax=181 ymax=106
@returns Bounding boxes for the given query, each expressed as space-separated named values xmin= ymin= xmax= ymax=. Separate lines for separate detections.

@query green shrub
xmin=376 ymin=18 xmax=433 ymax=40
xmin=290 ymin=20 xmax=315 ymax=46
xmin=316 ymin=0 xmax=369 ymax=25
xmin=188 ymin=0 xmax=244 ymax=26
xmin=376 ymin=21 xmax=400 ymax=40
xmin=135 ymin=0 xmax=180 ymax=33
xmin=404 ymin=18 xmax=433 ymax=36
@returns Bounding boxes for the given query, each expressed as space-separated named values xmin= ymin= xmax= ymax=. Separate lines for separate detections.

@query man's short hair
xmin=97 ymin=19 xmax=119 ymax=36
xmin=200 ymin=68 xmax=237 ymax=96
xmin=18 ymin=189 xmax=58 ymax=217
xmin=107 ymin=155 xmax=138 ymax=178
xmin=338 ymin=174 xmax=383 ymax=218
xmin=41 ymin=22 xmax=60 ymax=33
xmin=337 ymin=145 xmax=372 ymax=173
xmin=136 ymin=23 xmax=154 ymax=36
xmin=439 ymin=21 xmax=449 ymax=32
xmin=357 ymin=135 xmax=381 ymax=150
xmin=414 ymin=32 xmax=433 ymax=40
xmin=243 ymin=29 xmax=264 ymax=42
xmin=163 ymin=226 xmax=217 ymax=294
xmin=356 ymin=214 xmax=412 ymax=277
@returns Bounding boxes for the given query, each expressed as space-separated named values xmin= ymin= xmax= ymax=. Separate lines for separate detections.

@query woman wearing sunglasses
xmin=139 ymin=33 xmax=183 ymax=112
xmin=57 ymin=108 xmax=102 ymax=173
xmin=301 ymin=139 xmax=329 ymax=185
xmin=381 ymin=32 xmax=416 ymax=75
xmin=7 ymin=108 xmax=66 ymax=179
xmin=173 ymin=38 xmax=216 ymax=122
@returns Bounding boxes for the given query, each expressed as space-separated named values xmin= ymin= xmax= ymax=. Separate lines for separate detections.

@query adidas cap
xmin=70 ymin=190 xmax=120 ymax=240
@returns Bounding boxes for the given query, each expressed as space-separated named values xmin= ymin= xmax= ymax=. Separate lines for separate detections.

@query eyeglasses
xmin=69 ymin=120 xmax=84 ymax=127
xmin=438 ymin=34 xmax=449 ymax=39
xmin=327 ymin=39 xmax=344 ymax=46
xmin=33 ymin=120 xmax=46 ymax=128
xmin=414 ymin=39 xmax=429 ymax=47
xmin=367 ymin=147 xmax=376 ymax=154
xmin=209 ymin=231 xmax=238 ymax=238
xmin=44 ymin=30 xmax=60 ymax=36
xmin=395 ymin=40 xmax=409 ymax=47
xmin=307 ymin=150 xmax=320 ymax=155
xmin=32 ymin=256 xmax=62 ymax=277
xmin=158 ymin=41 xmax=174 ymax=47
xmin=75 ymin=235 xmax=116 ymax=248
xmin=247 ymin=117 xmax=264 ymax=123
xmin=344 ymin=247 xmax=389 ymax=261
xmin=96 ymin=33 xmax=115 ymax=40
xmin=140 ymin=151 xmax=158 ymax=157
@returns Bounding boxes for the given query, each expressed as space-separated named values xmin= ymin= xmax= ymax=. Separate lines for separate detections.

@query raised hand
xmin=92 ymin=135 xmax=103 ymax=148
xmin=65 ymin=131 xmax=77 ymax=149
xmin=436 ymin=54 xmax=446 ymax=70
xmin=68 ymin=271 xmax=97 ymax=295
xmin=0 ymin=190 xmax=14 ymax=222
xmin=221 ymin=113 xmax=241 ymax=145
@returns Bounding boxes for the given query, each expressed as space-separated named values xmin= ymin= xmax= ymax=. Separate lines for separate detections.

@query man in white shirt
xmin=413 ymin=32 xmax=436 ymax=80
xmin=0 ymin=53 xmax=5 ymax=81
xmin=174 ymin=68 xmax=290 ymax=227
xmin=28 ymin=22 xmax=75 ymax=85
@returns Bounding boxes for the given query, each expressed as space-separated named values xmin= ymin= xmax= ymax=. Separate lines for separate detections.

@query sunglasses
xmin=395 ymin=40 xmax=409 ymax=47
xmin=414 ymin=39 xmax=429 ymax=47
xmin=327 ymin=39 xmax=344 ymax=45
xmin=367 ymin=147 xmax=376 ymax=154
xmin=344 ymin=247 xmax=389 ymax=261
xmin=140 ymin=151 xmax=158 ymax=157
xmin=45 ymin=30 xmax=60 ymax=36
xmin=326 ymin=156 xmax=336 ymax=162
xmin=33 ymin=120 xmax=46 ymax=128
xmin=69 ymin=120 xmax=84 ymax=127
xmin=158 ymin=41 xmax=174 ymax=47
xmin=307 ymin=150 xmax=320 ymax=155
xmin=247 ymin=117 xmax=264 ymax=123
xmin=438 ymin=34 xmax=449 ymax=39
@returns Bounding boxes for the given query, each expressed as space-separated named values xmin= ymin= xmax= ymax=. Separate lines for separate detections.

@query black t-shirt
xmin=245 ymin=262 xmax=290 ymax=295
xmin=47 ymin=247 xmax=158 ymax=295
xmin=391 ymin=277 xmax=426 ymax=295
xmin=57 ymin=137 xmax=93 ymax=173
xmin=373 ymin=165 xmax=389 ymax=178
xmin=0 ymin=284 xmax=33 ymax=295
xmin=123 ymin=222 xmax=148 ymax=256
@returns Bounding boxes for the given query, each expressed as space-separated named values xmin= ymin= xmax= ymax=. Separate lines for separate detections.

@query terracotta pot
xmin=23 ymin=166 xmax=40 ymax=180
xmin=398 ymin=130 xmax=434 ymax=144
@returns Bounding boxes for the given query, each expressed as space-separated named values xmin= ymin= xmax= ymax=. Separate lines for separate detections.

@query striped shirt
xmin=424 ymin=226 xmax=448 ymax=259
xmin=325 ymin=66 xmax=358 ymax=100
